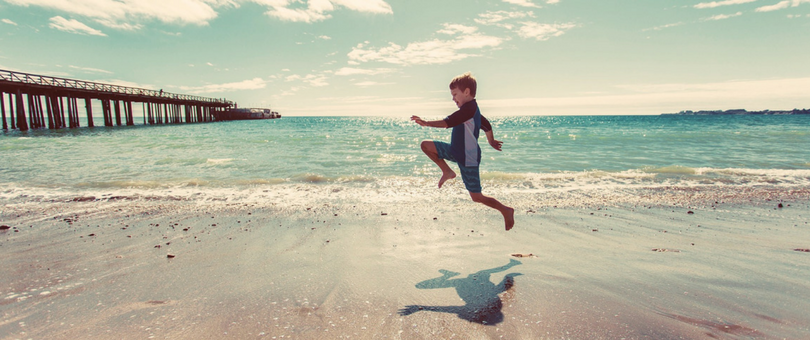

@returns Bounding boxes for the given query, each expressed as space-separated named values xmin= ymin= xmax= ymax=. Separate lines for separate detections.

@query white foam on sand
xmin=2 ymin=167 xmax=809 ymax=209
xmin=206 ymin=158 xmax=235 ymax=165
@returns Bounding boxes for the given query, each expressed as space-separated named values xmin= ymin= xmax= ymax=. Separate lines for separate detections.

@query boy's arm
xmin=481 ymin=116 xmax=503 ymax=151
xmin=485 ymin=130 xmax=503 ymax=151
xmin=411 ymin=116 xmax=448 ymax=128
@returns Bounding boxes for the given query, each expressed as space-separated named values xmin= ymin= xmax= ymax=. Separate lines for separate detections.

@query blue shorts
xmin=433 ymin=141 xmax=482 ymax=193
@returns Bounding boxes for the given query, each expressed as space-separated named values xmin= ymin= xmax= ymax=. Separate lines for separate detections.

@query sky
xmin=1 ymin=0 xmax=809 ymax=117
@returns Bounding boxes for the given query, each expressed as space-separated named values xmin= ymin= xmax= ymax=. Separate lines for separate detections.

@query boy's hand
xmin=412 ymin=116 xmax=448 ymax=128
xmin=488 ymin=138 xmax=503 ymax=151
xmin=411 ymin=115 xmax=426 ymax=126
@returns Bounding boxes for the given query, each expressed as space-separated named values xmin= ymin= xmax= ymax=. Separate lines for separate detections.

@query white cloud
xmin=454 ymin=33 xmax=504 ymax=49
xmin=179 ymin=77 xmax=266 ymax=94
xmin=330 ymin=0 xmax=392 ymax=13
xmin=345 ymin=22 xmax=508 ymax=66
xmin=49 ymin=16 xmax=106 ymax=36
xmin=256 ymin=0 xmax=392 ymax=23
xmin=475 ymin=10 xmax=575 ymax=42
xmin=9 ymin=0 xmax=220 ymax=30
xmin=756 ymin=0 xmax=791 ymax=11
xmin=2 ymin=18 xmax=18 ymax=25
xmin=263 ymin=5 xmax=331 ymax=23
xmin=517 ymin=22 xmax=576 ymax=40
xmin=546 ymin=0 xmax=560 ymax=3
xmin=694 ymin=0 xmax=757 ymax=9
xmin=475 ymin=10 xmax=534 ymax=30
xmin=354 ymin=81 xmax=393 ymax=87
xmin=437 ymin=23 xmax=478 ymax=35
xmin=94 ymin=79 xmax=154 ymax=89
xmin=95 ymin=19 xmax=143 ymax=31
xmin=334 ymin=67 xmax=395 ymax=76
xmin=69 ymin=65 xmax=113 ymax=74
xmin=8 ymin=0 xmax=391 ymax=30
xmin=755 ymin=0 xmax=810 ymax=11
xmin=347 ymin=32 xmax=503 ymax=66
xmin=347 ymin=10 xmax=580 ymax=66
xmin=285 ymin=73 xmax=329 ymax=86
xmin=705 ymin=11 xmax=744 ymax=20
xmin=642 ymin=22 xmax=685 ymax=31
xmin=317 ymin=35 xmax=331 ymax=40
xmin=275 ymin=85 xmax=302 ymax=97
xmin=502 ymin=0 xmax=540 ymax=8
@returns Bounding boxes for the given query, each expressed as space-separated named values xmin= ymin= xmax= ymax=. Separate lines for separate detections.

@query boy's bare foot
xmin=503 ymin=207 xmax=515 ymax=231
xmin=438 ymin=171 xmax=456 ymax=188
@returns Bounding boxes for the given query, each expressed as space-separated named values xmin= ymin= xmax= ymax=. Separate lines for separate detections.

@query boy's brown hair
xmin=449 ymin=72 xmax=477 ymax=98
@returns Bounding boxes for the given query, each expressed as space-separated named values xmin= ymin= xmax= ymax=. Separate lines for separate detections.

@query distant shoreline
xmin=662 ymin=109 xmax=809 ymax=115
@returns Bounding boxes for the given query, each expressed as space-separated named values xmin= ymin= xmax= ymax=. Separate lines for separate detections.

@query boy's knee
xmin=420 ymin=140 xmax=433 ymax=152
xmin=469 ymin=192 xmax=485 ymax=203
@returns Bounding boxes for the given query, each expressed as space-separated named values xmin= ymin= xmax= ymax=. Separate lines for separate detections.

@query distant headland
xmin=662 ymin=109 xmax=809 ymax=116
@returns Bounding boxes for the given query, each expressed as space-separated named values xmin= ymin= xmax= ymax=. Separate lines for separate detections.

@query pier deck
xmin=0 ymin=69 xmax=235 ymax=131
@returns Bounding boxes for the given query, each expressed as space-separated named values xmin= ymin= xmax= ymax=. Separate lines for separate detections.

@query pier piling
xmin=15 ymin=90 xmax=28 ymax=131
xmin=8 ymin=93 xmax=15 ymax=130
xmin=34 ymin=95 xmax=44 ymax=129
xmin=26 ymin=93 xmax=34 ymax=129
xmin=45 ymin=94 xmax=53 ymax=129
xmin=85 ymin=98 xmax=94 ymax=128
xmin=0 ymin=94 xmax=6 ymax=130
xmin=126 ymin=101 xmax=134 ymax=126
xmin=1 ymin=69 xmax=234 ymax=132
xmin=72 ymin=96 xmax=80 ymax=128
xmin=55 ymin=96 xmax=64 ymax=129
xmin=114 ymin=100 xmax=122 ymax=126
xmin=67 ymin=95 xmax=75 ymax=128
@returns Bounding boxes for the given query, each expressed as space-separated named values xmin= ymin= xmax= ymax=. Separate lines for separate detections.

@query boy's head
xmin=449 ymin=72 xmax=476 ymax=108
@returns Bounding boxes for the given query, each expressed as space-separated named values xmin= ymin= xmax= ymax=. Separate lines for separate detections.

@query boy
xmin=411 ymin=72 xmax=515 ymax=231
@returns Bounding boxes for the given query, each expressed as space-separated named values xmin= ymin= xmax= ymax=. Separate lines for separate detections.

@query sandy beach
xmin=3 ymin=0 xmax=810 ymax=336
xmin=2 ymin=184 xmax=809 ymax=340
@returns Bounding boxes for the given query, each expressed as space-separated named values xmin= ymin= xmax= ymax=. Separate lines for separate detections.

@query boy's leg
xmin=420 ymin=141 xmax=456 ymax=188
xmin=457 ymin=165 xmax=515 ymax=231
xmin=470 ymin=192 xmax=515 ymax=231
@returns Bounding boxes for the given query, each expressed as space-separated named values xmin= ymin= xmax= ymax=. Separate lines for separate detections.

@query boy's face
xmin=450 ymin=87 xmax=473 ymax=108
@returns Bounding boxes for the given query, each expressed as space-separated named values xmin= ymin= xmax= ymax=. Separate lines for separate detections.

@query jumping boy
xmin=411 ymin=72 xmax=515 ymax=231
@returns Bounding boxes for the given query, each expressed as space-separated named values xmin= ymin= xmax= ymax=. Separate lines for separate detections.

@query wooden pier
xmin=0 ymin=69 xmax=235 ymax=131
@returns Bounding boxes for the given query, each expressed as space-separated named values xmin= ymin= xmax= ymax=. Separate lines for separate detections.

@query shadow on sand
xmin=398 ymin=259 xmax=523 ymax=325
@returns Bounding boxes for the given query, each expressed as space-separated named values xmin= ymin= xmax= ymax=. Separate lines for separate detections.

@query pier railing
xmin=0 ymin=69 xmax=238 ymax=131
xmin=0 ymin=69 xmax=231 ymax=105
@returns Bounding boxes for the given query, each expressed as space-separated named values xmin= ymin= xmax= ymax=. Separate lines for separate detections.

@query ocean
xmin=3 ymin=115 xmax=810 ymax=339
xmin=1 ymin=114 xmax=809 ymax=205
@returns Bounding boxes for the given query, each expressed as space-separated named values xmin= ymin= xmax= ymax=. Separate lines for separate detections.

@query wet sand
xmin=2 ymin=186 xmax=810 ymax=339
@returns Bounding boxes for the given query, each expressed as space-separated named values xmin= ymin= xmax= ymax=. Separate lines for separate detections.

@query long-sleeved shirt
xmin=443 ymin=99 xmax=492 ymax=167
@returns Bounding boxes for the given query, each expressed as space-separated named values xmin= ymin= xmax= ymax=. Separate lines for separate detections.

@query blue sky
xmin=1 ymin=0 xmax=809 ymax=116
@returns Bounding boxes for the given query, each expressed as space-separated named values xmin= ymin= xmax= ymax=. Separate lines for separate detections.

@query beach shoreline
xmin=2 ymin=184 xmax=809 ymax=339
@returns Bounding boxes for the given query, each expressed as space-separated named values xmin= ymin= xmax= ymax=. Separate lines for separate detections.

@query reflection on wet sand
xmin=399 ymin=259 xmax=523 ymax=325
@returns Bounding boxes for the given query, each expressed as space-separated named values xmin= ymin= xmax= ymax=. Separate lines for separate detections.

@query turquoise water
xmin=1 ymin=115 xmax=808 ymax=198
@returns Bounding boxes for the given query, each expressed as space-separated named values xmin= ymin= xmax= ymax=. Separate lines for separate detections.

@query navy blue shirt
xmin=443 ymin=100 xmax=492 ymax=167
